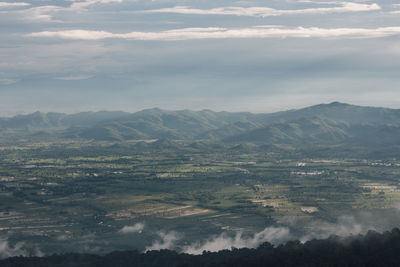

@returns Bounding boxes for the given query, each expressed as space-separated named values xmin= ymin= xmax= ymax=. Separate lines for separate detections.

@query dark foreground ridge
xmin=2 ymin=228 xmax=400 ymax=267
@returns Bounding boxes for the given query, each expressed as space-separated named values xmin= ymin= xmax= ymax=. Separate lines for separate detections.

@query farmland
xmin=1 ymin=139 xmax=400 ymax=255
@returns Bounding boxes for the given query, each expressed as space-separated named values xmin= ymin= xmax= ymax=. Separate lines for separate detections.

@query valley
xmin=1 ymin=102 xmax=400 ymax=255
xmin=1 ymin=139 xmax=400 ymax=255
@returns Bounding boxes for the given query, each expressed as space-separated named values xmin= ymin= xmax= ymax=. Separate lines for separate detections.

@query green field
xmin=0 ymin=140 xmax=400 ymax=255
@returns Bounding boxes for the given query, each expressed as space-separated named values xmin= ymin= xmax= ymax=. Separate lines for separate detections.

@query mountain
xmin=254 ymin=102 xmax=400 ymax=126
xmin=225 ymin=116 xmax=351 ymax=145
xmin=225 ymin=103 xmax=400 ymax=147
xmin=2 ymin=102 xmax=400 ymax=148
xmin=0 ymin=111 xmax=130 ymax=131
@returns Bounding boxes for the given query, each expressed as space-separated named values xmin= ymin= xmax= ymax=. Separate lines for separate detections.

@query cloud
xmin=0 ymin=2 xmax=29 ymax=8
xmin=2 ymin=0 xmax=123 ymax=22
xmin=119 ymin=223 xmax=145 ymax=234
xmin=26 ymin=26 xmax=400 ymax=41
xmin=142 ymin=2 xmax=380 ymax=17
xmin=182 ymin=227 xmax=290 ymax=255
xmin=70 ymin=0 xmax=123 ymax=9
xmin=56 ymin=75 xmax=93 ymax=81
xmin=0 ymin=78 xmax=17 ymax=85
xmin=27 ymin=6 xmax=64 ymax=22
xmin=11 ymin=5 xmax=65 ymax=22
xmin=145 ymin=231 xmax=180 ymax=251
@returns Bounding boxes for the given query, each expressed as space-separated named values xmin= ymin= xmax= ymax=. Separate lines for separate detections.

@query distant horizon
xmin=3 ymin=96 xmax=400 ymax=117
xmin=2 ymin=101 xmax=398 ymax=118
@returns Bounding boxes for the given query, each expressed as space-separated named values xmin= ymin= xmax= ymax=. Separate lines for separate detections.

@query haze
xmin=1 ymin=0 xmax=400 ymax=115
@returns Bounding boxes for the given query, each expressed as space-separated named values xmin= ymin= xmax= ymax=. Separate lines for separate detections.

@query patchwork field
xmin=0 ymin=140 xmax=400 ymax=255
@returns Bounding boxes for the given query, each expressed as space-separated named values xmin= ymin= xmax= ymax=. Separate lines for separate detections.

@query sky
xmin=1 ymin=0 xmax=400 ymax=116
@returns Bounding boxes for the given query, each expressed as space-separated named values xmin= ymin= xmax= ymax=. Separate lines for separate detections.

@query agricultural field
xmin=1 ymin=140 xmax=400 ymax=255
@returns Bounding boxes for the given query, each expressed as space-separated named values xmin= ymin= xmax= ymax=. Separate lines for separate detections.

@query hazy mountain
xmin=225 ymin=116 xmax=351 ymax=145
xmin=2 ymin=102 xmax=400 ymax=147
xmin=0 ymin=111 xmax=131 ymax=130
xmin=254 ymin=102 xmax=400 ymax=126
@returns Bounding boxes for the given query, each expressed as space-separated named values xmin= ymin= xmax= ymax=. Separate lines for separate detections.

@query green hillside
xmin=2 ymin=102 xmax=400 ymax=148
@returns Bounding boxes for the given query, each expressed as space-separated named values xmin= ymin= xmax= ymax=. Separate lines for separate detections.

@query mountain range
xmin=2 ymin=102 xmax=400 ymax=148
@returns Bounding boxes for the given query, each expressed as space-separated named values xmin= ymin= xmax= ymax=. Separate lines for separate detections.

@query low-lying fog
xmin=2 ymin=209 xmax=400 ymax=258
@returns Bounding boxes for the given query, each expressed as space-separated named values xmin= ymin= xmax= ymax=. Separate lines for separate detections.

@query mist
xmin=145 ymin=231 xmax=181 ymax=252
xmin=120 ymin=223 xmax=145 ymax=234
xmin=143 ymin=210 xmax=400 ymax=255
xmin=0 ymin=238 xmax=43 ymax=259
xmin=182 ymin=227 xmax=290 ymax=255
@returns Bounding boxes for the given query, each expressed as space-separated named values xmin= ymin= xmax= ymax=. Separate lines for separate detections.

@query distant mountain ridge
xmin=2 ymin=102 xmax=400 ymax=147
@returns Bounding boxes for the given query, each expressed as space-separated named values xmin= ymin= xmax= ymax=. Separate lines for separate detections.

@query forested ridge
xmin=1 ymin=228 xmax=400 ymax=267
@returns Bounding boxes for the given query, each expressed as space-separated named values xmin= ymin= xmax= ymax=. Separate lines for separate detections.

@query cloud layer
xmin=144 ymin=2 xmax=380 ymax=17
xmin=70 ymin=0 xmax=123 ymax=9
xmin=27 ymin=26 xmax=400 ymax=41
xmin=0 ymin=2 xmax=30 ymax=8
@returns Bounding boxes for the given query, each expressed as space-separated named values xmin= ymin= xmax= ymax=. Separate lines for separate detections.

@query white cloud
xmin=2 ymin=0 xmax=123 ymax=22
xmin=0 ymin=5 xmax=65 ymax=22
xmin=70 ymin=0 xmax=123 ymax=9
xmin=119 ymin=223 xmax=145 ymax=234
xmin=143 ymin=2 xmax=380 ymax=17
xmin=0 ymin=2 xmax=30 ymax=8
xmin=21 ymin=6 xmax=64 ymax=22
xmin=26 ymin=26 xmax=400 ymax=41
